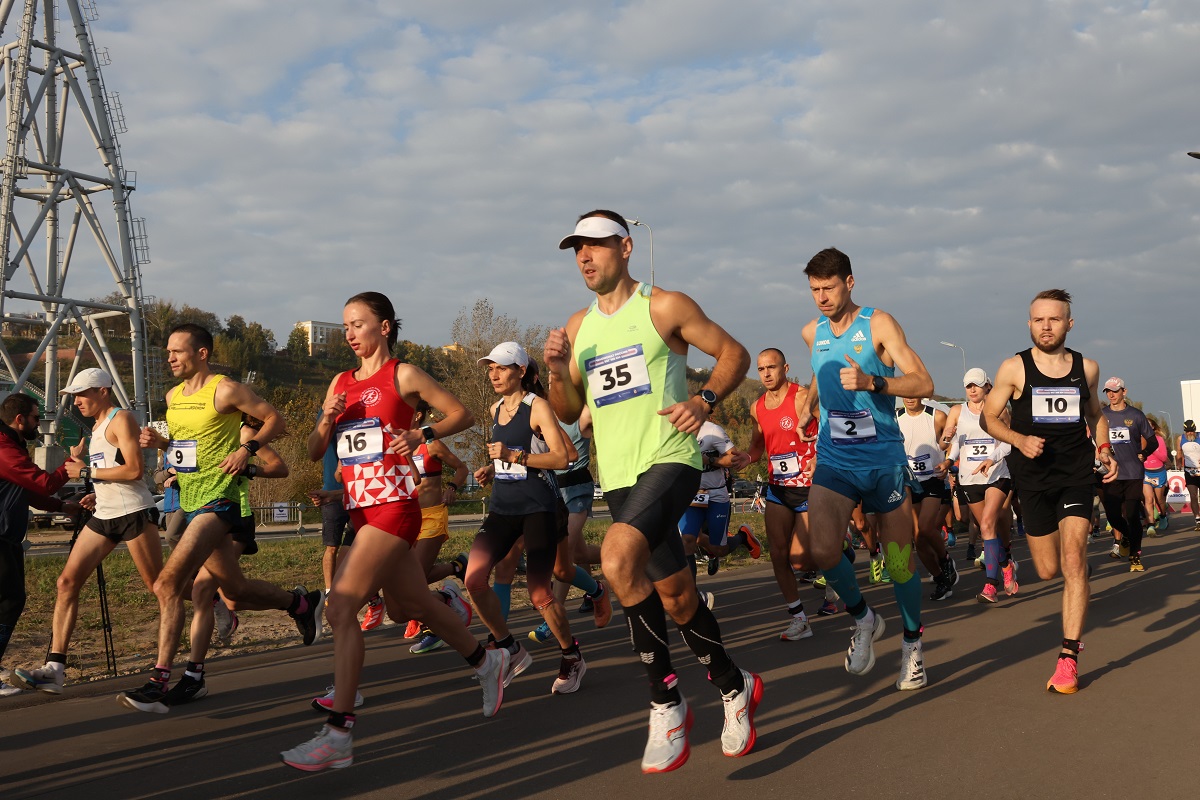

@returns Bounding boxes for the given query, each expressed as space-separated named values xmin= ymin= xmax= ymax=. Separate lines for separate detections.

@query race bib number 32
xmin=585 ymin=345 xmax=652 ymax=408
xmin=336 ymin=418 xmax=385 ymax=465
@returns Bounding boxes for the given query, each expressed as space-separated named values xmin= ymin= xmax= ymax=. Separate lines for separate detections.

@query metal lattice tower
xmin=0 ymin=0 xmax=149 ymax=465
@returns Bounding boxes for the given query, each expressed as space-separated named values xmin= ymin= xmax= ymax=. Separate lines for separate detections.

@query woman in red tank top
xmin=283 ymin=292 xmax=511 ymax=773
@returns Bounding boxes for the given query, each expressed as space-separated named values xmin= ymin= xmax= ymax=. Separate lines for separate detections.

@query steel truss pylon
xmin=0 ymin=0 xmax=150 ymax=466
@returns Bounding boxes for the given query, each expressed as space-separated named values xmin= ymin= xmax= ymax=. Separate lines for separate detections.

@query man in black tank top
xmin=982 ymin=289 xmax=1116 ymax=696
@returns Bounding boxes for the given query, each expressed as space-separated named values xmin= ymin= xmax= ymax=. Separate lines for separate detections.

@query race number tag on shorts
xmin=908 ymin=455 xmax=931 ymax=477
xmin=336 ymin=418 xmax=385 ymax=466
xmin=965 ymin=438 xmax=994 ymax=463
xmin=89 ymin=452 xmax=106 ymax=470
xmin=584 ymin=345 xmax=652 ymax=408
xmin=691 ymin=492 xmax=710 ymax=508
xmin=770 ymin=452 xmax=801 ymax=481
xmin=829 ymin=409 xmax=877 ymax=445
xmin=168 ymin=440 xmax=198 ymax=473
xmin=494 ymin=448 xmax=528 ymax=482
xmin=1109 ymin=427 xmax=1130 ymax=444
xmin=1032 ymin=387 xmax=1080 ymax=424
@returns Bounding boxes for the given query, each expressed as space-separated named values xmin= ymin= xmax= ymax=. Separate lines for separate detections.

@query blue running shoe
xmin=527 ymin=622 xmax=553 ymax=645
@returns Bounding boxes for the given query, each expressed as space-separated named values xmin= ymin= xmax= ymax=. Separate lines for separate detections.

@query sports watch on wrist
xmin=421 ymin=425 xmax=436 ymax=443
xmin=698 ymin=389 xmax=718 ymax=414
xmin=870 ymin=376 xmax=886 ymax=394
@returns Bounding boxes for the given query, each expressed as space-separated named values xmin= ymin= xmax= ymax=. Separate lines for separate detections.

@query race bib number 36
xmin=1032 ymin=387 xmax=1080 ymax=424
xmin=585 ymin=345 xmax=652 ymax=408
xmin=168 ymin=440 xmax=198 ymax=473
xmin=829 ymin=409 xmax=878 ymax=445
xmin=336 ymin=418 xmax=385 ymax=465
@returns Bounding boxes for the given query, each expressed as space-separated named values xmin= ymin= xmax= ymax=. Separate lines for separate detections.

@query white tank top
xmin=897 ymin=407 xmax=942 ymax=479
xmin=90 ymin=409 xmax=156 ymax=519
xmin=1182 ymin=436 xmax=1200 ymax=475
xmin=954 ymin=404 xmax=1010 ymax=486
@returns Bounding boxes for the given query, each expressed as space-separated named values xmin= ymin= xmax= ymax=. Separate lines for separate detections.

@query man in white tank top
xmin=896 ymin=398 xmax=958 ymax=600
xmin=11 ymin=368 xmax=163 ymax=695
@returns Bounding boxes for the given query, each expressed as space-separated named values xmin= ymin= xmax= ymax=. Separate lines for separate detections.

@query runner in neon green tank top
xmin=119 ymin=323 xmax=323 ymax=715
xmin=546 ymin=209 xmax=762 ymax=774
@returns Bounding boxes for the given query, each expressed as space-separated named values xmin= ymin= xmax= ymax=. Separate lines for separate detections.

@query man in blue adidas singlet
xmin=797 ymin=248 xmax=934 ymax=691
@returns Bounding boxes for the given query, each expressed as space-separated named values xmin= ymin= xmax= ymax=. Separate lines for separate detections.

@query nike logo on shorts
xmin=1063 ymin=503 xmax=1083 ymax=508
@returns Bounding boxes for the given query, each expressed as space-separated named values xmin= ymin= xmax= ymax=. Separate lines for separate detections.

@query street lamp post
xmin=940 ymin=340 xmax=966 ymax=378
xmin=628 ymin=218 xmax=654 ymax=286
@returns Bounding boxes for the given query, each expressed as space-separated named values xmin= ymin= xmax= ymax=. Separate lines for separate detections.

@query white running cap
xmin=60 ymin=367 xmax=113 ymax=394
xmin=962 ymin=368 xmax=991 ymax=388
xmin=478 ymin=341 xmax=529 ymax=368
xmin=558 ymin=216 xmax=630 ymax=250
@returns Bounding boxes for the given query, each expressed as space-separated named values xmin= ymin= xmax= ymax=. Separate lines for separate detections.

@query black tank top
xmin=489 ymin=394 xmax=558 ymax=515
xmin=1008 ymin=348 xmax=1095 ymax=488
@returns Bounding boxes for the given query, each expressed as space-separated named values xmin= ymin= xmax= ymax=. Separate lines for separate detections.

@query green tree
xmin=286 ymin=325 xmax=309 ymax=362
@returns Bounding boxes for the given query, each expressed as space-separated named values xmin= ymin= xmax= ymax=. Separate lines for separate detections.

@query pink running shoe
xmin=1002 ymin=560 xmax=1019 ymax=596
xmin=977 ymin=583 xmax=998 ymax=604
xmin=1046 ymin=656 xmax=1079 ymax=694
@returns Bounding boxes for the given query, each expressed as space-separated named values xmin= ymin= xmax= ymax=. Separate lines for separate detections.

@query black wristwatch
xmin=242 ymin=439 xmax=261 ymax=455
xmin=870 ymin=376 xmax=886 ymax=394
xmin=79 ymin=466 xmax=92 ymax=481
xmin=698 ymin=389 xmax=718 ymax=414
xmin=421 ymin=425 xmax=436 ymax=443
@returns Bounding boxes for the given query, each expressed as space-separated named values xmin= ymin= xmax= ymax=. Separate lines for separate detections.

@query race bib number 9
xmin=585 ymin=345 xmax=652 ymax=408
xmin=336 ymin=418 xmax=385 ymax=466
xmin=168 ymin=440 xmax=198 ymax=473
xmin=494 ymin=448 xmax=528 ymax=482
xmin=1108 ymin=427 xmax=1129 ymax=444
xmin=770 ymin=452 xmax=801 ymax=480
xmin=1032 ymin=387 xmax=1080 ymax=424
xmin=829 ymin=409 xmax=877 ymax=445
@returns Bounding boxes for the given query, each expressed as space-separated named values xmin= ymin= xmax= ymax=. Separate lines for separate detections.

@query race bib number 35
xmin=336 ymin=418 xmax=385 ymax=466
xmin=829 ymin=409 xmax=877 ymax=445
xmin=585 ymin=345 xmax=652 ymax=408
xmin=1032 ymin=387 xmax=1080 ymax=424
xmin=168 ymin=440 xmax=198 ymax=473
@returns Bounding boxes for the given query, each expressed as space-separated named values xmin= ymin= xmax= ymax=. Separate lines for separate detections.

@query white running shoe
xmin=551 ymin=652 xmax=587 ymax=694
xmin=780 ymin=614 xmax=813 ymax=641
xmin=503 ymin=643 xmax=533 ymax=688
xmin=477 ymin=647 xmax=508 ymax=718
xmin=11 ymin=663 xmax=64 ymax=695
xmin=845 ymin=610 xmax=885 ymax=675
xmin=896 ymin=639 xmax=927 ymax=690
xmin=0 ymin=681 xmax=23 ymax=697
xmin=280 ymin=724 xmax=353 ymax=772
xmin=721 ymin=670 xmax=763 ymax=757
xmin=439 ymin=582 xmax=473 ymax=627
xmin=310 ymin=685 xmax=364 ymax=712
xmin=641 ymin=694 xmax=693 ymax=774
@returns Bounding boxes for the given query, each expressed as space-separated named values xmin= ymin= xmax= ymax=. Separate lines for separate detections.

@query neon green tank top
xmin=574 ymin=283 xmax=700 ymax=490
xmin=165 ymin=375 xmax=247 ymax=513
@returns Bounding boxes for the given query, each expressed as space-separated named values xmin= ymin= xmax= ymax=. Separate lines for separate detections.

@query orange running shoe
xmin=740 ymin=525 xmax=762 ymax=559
xmin=361 ymin=595 xmax=385 ymax=632
xmin=403 ymin=618 xmax=422 ymax=639
xmin=591 ymin=581 xmax=613 ymax=628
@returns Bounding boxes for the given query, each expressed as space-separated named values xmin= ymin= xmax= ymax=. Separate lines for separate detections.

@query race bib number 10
xmin=336 ymin=418 xmax=385 ymax=465
xmin=168 ymin=440 xmax=198 ymax=473
xmin=1032 ymin=387 xmax=1080 ymax=424
xmin=585 ymin=345 xmax=652 ymax=408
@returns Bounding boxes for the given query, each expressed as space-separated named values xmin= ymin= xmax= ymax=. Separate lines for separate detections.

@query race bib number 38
xmin=336 ymin=418 xmax=385 ymax=465
xmin=1032 ymin=387 xmax=1080 ymax=424
xmin=585 ymin=345 xmax=652 ymax=408
xmin=168 ymin=440 xmax=198 ymax=473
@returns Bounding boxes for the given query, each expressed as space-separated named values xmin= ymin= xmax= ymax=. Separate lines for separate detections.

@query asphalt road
xmin=3 ymin=517 xmax=1198 ymax=799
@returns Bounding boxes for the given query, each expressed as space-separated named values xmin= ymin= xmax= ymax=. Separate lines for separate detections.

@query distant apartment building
xmin=294 ymin=320 xmax=343 ymax=355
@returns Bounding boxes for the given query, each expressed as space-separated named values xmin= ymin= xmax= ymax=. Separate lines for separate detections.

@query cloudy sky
xmin=20 ymin=2 xmax=1200 ymax=429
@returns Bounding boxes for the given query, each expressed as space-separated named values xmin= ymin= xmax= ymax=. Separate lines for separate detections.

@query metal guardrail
xmin=248 ymin=498 xmax=492 ymax=536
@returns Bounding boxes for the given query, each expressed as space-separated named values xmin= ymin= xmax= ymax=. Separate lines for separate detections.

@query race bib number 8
xmin=584 ymin=345 xmax=652 ymax=408
xmin=770 ymin=452 xmax=801 ymax=480
xmin=1032 ymin=387 xmax=1080 ymax=424
xmin=829 ymin=409 xmax=877 ymax=445
xmin=168 ymin=440 xmax=198 ymax=473
xmin=336 ymin=418 xmax=385 ymax=466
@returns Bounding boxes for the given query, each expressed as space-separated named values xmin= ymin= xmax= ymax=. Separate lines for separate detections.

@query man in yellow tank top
xmin=545 ymin=209 xmax=761 ymax=774
xmin=118 ymin=323 xmax=321 ymax=714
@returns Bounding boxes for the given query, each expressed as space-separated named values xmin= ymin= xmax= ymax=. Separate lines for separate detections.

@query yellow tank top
xmin=165 ymin=375 xmax=247 ymax=513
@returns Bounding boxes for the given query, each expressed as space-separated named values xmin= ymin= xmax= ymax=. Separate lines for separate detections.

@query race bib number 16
xmin=585 ymin=345 xmax=652 ymax=408
xmin=336 ymin=418 xmax=385 ymax=465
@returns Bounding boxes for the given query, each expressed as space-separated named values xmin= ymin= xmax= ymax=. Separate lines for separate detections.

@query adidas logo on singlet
xmin=851 ymin=330 xmax=867 ymax=342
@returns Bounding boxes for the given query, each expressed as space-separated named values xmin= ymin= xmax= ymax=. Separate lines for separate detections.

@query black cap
xmin=1185 ymin=419 xmax=1197 ymax=433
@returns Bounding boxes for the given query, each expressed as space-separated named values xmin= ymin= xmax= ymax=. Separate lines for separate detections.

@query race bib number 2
xmin=336 ymin=418 xmax=385 ymax=465
xmin=829 ymin=409 xmax=877 ymax=445
xmin=585 ymin=345 xmax=652 ymax=408
xmin=168 ymin=440 xmax=198 ymax=473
